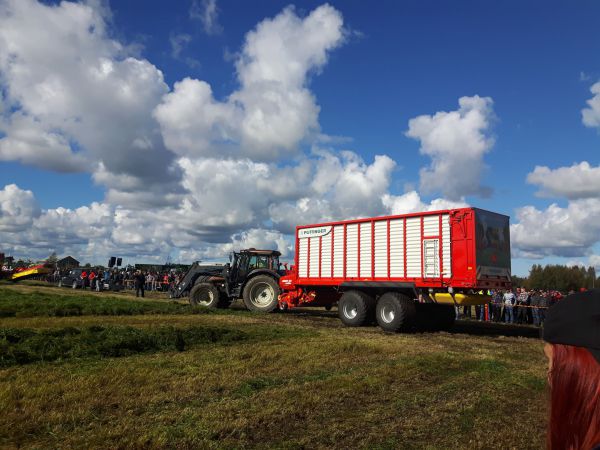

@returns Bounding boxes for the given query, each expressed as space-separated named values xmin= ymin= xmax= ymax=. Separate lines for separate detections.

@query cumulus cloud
xmin=190 ymin=0 xmax=223 ymax=35
xmin=155 ymin=4 xmax=345 ymax=161
xmin=268 ymin=151 xmax=397 ymax=232
xmin=527 ymin=161 xmax=600 ymax=199
xmin=406 ymin=96 xmax=495 ymax=201
xmin=382 ymin=191 xmax=469 ymax=215
xmin=511 ymin=199 xmax=600 ymax=258
xmin=0 ymin=183 xmax=294 ymax=263
xmin=0 ymin=184 xmax=41 ymax=232
xmin=582 ymin=81 xmax=600 ymax=128
xmin=0 ymin=0 xmax=183 ymax=206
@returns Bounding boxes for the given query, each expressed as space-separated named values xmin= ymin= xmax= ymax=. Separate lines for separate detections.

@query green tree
xmin=45 ymin=252 xmax=58 ymax=267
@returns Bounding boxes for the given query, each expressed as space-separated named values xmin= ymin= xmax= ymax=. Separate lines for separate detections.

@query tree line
xmin=512 ymin=264 xmax=598 ymax=292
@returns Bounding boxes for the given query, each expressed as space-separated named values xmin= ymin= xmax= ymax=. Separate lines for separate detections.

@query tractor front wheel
xmin=190 ymin=283 xmax=224 ymax=308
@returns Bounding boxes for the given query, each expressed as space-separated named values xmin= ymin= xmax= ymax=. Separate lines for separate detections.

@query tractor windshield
xmin=247 ymin=254 xmax=280 ymax=270
xmin=249 ymin=255 xmax=268 ymax=269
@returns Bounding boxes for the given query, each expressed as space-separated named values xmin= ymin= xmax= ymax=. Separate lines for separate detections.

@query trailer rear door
xmin=473 ymin=208 xmax=511 ymax=282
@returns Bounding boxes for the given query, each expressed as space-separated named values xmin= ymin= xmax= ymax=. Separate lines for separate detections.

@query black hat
xmin=542 ymin=289 xmax=600 ymax=364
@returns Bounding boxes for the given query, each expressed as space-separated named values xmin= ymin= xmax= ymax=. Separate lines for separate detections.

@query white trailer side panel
xmin=346 ymin=223 xmax=359 ymax=277
xmin=298 ymin=238 xmax=308 ymax=278
xmin=309 ymin=237 xmax=320 ymax=278
xmin=333 ymin=225 xmax=344 ymax=277
xmin=321 ymin=230 xmax=332 ymax=278
xmin=374 ymin=220 xmax=388 ymax=277
xmin=423 ymin=215 xmax=439 ymax=236
xmin=389 ymin=218 xmax=404 ymax=277
xmin=442 ymin=214 xmax=451 ymax=278
xmin=405 ymin=217 xmax=422 ymax=278
xmin=359 ymin=222 xmax=372 ymax=277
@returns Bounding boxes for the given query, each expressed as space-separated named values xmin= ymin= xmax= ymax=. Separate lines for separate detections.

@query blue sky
xmin=0 ymin=0 xmax=599 ymax=274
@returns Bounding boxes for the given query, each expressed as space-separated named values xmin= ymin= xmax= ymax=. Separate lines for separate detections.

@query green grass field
xmin=0 ymin=283 xmax=548 ymax=449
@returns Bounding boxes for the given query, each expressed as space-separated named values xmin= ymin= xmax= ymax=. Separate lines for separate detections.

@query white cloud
xmin=269 ymin=151 xmax=397 ymax=233
xmin=382 ymin=191 xmax=469 ymax=215
xmin=169 ymin=33 xmax=200 ymax=68
xmin=0 ymin=112 xmax=87 ymax=172
xmin=582 ymin=81 xmax=600 ymax=128
xmin=0 ymin=0 xmax=182 ymax=206
xmin=153 ymin=78 xmax=239 ymax=159
xmin=0 ymin=184 xmax=40 ymax=232
xmin=406 ymin=95 xmax=495 ymax=201
xmin=170 ymin=33 xmax=192 ymax=59
xmin=527 ymin=161 xmax=600 ymax=199
xmin=565 ymin=259 xmax=587 ymax=268
xmin=155 ymin=4 xmax=345 ymax=161
xmin=511 ymin=199 xmax=600 ymax=258
xmin=190 ymin=0 xmax=223 ymax=35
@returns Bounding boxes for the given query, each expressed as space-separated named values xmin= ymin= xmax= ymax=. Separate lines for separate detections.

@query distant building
xmin=57 ymin=256 xmax=80 ymax=269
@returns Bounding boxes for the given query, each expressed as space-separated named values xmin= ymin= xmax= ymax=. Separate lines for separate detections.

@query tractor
xmin=169 ymin=249 xmax=283 ymax=312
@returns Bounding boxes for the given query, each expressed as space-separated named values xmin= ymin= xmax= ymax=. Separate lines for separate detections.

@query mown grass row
xmin=0 ymin=287 xmax=219 ymax=317
xmin=0 ymin=325 xmax=249 ymax=367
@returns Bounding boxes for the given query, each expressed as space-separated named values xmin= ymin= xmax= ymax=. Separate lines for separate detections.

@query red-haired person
xmin=542 ymin=289 xmax=600 ymax=450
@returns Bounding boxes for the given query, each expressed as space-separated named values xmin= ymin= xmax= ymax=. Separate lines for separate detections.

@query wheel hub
xmin=343 ymin=304 xmax=358 ymax=319
xmin=198 ymin=290 xmax=214 ymax=306
xmin=381 ymin=305 xmax=395 ymax=323
xmin=250 ymin=283 xmax=274 ymax=307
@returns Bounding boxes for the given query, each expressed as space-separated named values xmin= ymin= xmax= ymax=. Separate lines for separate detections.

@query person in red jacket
xmin=81 ymin=270 xmax=88 ymax=289
xmin=89 ymin=271 xmax=96 ymax=291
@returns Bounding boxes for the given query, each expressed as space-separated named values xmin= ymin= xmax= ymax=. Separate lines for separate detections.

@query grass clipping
xmin=0 ymin=287 xmax=215 ymax=317
xmin=0 ymin=325 xmax=247 ymax=367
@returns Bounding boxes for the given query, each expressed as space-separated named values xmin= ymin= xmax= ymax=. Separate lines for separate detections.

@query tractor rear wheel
xmin=338 ymin=290 xmax=375 ymax=327
xmin=190 ymin=283 xmax=224 ymax=308
xmin=243 ymin=275 xmax=280 ymax=312
xmin=375 ymin=292 xmax=416 ymax=332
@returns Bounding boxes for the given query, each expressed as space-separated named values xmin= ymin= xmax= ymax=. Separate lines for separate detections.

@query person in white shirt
xmin=503 ymin=290 xmax=516 ymax=323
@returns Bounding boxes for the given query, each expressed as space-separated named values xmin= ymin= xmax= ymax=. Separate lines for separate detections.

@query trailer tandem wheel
xmin=338 ymin=290 xmax=375 ymax=327
xmin=375 ymin=292 xmax=416 ymax=332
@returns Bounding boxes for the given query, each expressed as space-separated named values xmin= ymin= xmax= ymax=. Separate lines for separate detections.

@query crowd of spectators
xmin=456 ymin=287 xmax=569 ymax=326
xmin=47 ymin=266 xmax=581 ymax=329
xmin=51 ymin=267 xmax=185 ymax=293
